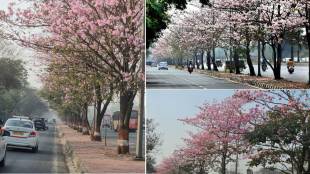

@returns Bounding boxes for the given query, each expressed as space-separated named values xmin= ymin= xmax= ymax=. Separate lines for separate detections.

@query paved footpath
xmin=58 ymin=123 xmax=145 ymax=173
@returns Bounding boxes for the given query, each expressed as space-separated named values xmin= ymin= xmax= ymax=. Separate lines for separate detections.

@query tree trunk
xmin=118 ymin=90 xmax=135 ymax=154
xmin=246 ymin=42 xmax=256 ymax=76
xmin=92 ymin=86 xmax=113 ymax=141
xmin=195 ymin=52 xmax=200 ymax=69
xmin=257 ymin=40 xmax=262 ymax=77
xmin=212 ymin=47 xmax=218 ymax=71
xmin=82 ymin=104 xmax=90 ymax=135
xmin=201 ymin=51 xmax=205 ymax=70
xmin=274 ymin=43 xmax=282 ymax=80
xmin=221 ymin=152 xmax=227 ymax=174
xmin=233 ymin=49 xmax=240 ymax=74
xmin=77 ymin=114 xmax=83 ymax=132
xmin=193 ymin=54 xmax=196 ymax=69
xmin=291 ymin=44 xmax=294 ymax=60
xmin=92 ymin=99 xmax=102 ymax=141
xmin=207 ymin=51 xmax=212 ymax=70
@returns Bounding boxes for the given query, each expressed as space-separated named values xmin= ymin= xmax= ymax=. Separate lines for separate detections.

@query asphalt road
xmin=146 ymin=66 xmax=253 ymax=89
xmin=0 ymin=124 xmax=69 ymax=173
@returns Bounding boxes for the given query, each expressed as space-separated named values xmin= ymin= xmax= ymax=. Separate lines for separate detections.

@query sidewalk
xmin=57 ymin=123 xmax=145 ymax=173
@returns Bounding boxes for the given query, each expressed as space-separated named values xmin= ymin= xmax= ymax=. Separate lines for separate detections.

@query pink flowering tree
xmin=0 ymin=0 xmax=144 ymax=154
xmin=149 ymin=95 xmax=262 ymax=174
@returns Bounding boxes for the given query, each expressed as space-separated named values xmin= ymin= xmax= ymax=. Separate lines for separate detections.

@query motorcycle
xmin=288 ymin=66 xmax=294 ymax=74
xmin=188 ymin=65 xmax=193 ymax=74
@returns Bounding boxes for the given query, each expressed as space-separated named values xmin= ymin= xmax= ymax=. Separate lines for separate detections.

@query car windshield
xmin=6 ymin=120 xmax=33 ymax=129
xmin=159 ymin=62 xmax=167 ymax=66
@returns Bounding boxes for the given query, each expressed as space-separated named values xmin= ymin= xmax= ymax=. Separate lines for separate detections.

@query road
xmin=243 ymin=64 xmax=309 ymax=83
xmin=0 ymin=124 xmax=69 ymax=173
xmin=146 ymin=66 xmax=253 ymax=89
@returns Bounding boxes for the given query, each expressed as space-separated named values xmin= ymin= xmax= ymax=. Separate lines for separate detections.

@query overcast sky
xmin=0 ymin=0 xmax=43 ymax=89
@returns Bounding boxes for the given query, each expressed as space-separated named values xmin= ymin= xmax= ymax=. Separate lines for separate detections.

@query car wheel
xmin=32 ymin=145 xmax=38 ymax=153
xmin=0 ymin=152 xmax=6 ymax=167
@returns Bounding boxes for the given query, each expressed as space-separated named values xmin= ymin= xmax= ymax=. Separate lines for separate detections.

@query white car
xmin=3 ymin=118 xmax=39 ymax=153
xmin=158 ymin=61 xmax=168 ymax=70
xmin=0 ymin=125 xmax=10 ymax=167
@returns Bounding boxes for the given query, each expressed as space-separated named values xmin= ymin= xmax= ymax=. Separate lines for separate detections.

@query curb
xmin=56 ymin=125 xmax=88 ymax=174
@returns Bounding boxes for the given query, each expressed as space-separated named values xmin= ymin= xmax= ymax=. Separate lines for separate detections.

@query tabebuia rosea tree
xmin=156 ymin=90 xmax=310 ymax=174
xmin=0 ymin=0 xmax=144 ymax=154
xmin=151 ymin=0 xmax=309 ymax=81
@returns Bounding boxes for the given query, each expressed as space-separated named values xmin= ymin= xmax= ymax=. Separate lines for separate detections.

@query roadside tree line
xmin=156 ymin=90 xmax=310 ymax=174
xmin=151 ymin=0 xmax=310 ymax=83
xmin=0 ymin=0 xmax=144 ymax=154
xmin=0 ymin=40 xmax=48 ymax=122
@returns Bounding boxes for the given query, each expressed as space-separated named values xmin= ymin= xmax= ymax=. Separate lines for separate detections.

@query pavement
xmin=146 ymin=66 xmax=253 ymax=89
xmin=0 ymin=124 xmax=69 ymax=173
xmin=58 ymin=123 xmax=145 ymax=173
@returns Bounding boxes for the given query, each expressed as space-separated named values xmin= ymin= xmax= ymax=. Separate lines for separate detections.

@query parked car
xmin=158 ymin=61 xmax=168 ymax=70
xmin=3 ymin=118 xmax=39 ymax=152
xmin=0 ymin=125 xmax=10 ymax=167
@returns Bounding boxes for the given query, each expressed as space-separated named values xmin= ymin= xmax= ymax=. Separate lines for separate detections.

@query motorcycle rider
xmin=287 ymin=58 xmax=294 ymax=74
xmin=287 ymin=58 xmax=294 ymax=68
xmin=188 ymin=60 xmax=194 ymax=73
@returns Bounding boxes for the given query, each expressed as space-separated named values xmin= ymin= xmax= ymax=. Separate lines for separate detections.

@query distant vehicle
xmin=158 ymin=62 xmax=168 ymax=70
xmin=112 ymin=110 xmax=138 ymax=132
xmin=3 ymin=118 xmax=39 ymax=152
xmin=33 ymin=119 xmax=48 ymax=131
xmin=0 ymin=124 xmax=10 ymax=167
xmin=146 ymin=61 xmax=154 ymax=66
xmin=282 ymin=58 xmax=291 ymax=63
xmin=102 ymin=115 xmax=112 ymax=128
xmin=12 ymin=116 xmax=30 ymax=120
xmin=215 ymin=59 xmax=223 ymax=67
xmin=151 ymin=62 xmax=157 ymax=67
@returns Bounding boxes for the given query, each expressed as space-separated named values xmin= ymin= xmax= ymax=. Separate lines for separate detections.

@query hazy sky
xmin=0 ymin=0 xmax=43 ymax=89
xmin=146 ymin=89 xmax=236 ymax=164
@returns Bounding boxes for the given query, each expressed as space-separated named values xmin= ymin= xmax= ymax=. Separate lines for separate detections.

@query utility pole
xmin=229 ymin=8 xmax=233 ymax=73
xmin=135 ymin=0 xmax=145 ymax=160
xmin=135 ymin=55 xmax=145 ymax=160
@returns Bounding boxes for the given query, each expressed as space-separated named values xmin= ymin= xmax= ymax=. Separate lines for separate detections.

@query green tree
xmin=246 ymin=109 xmax=310 ymax=174
xmin=146 ymin=0 xmax=210 ymax=48
xmin=0 ymin=58 xmax=27 ymax=90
